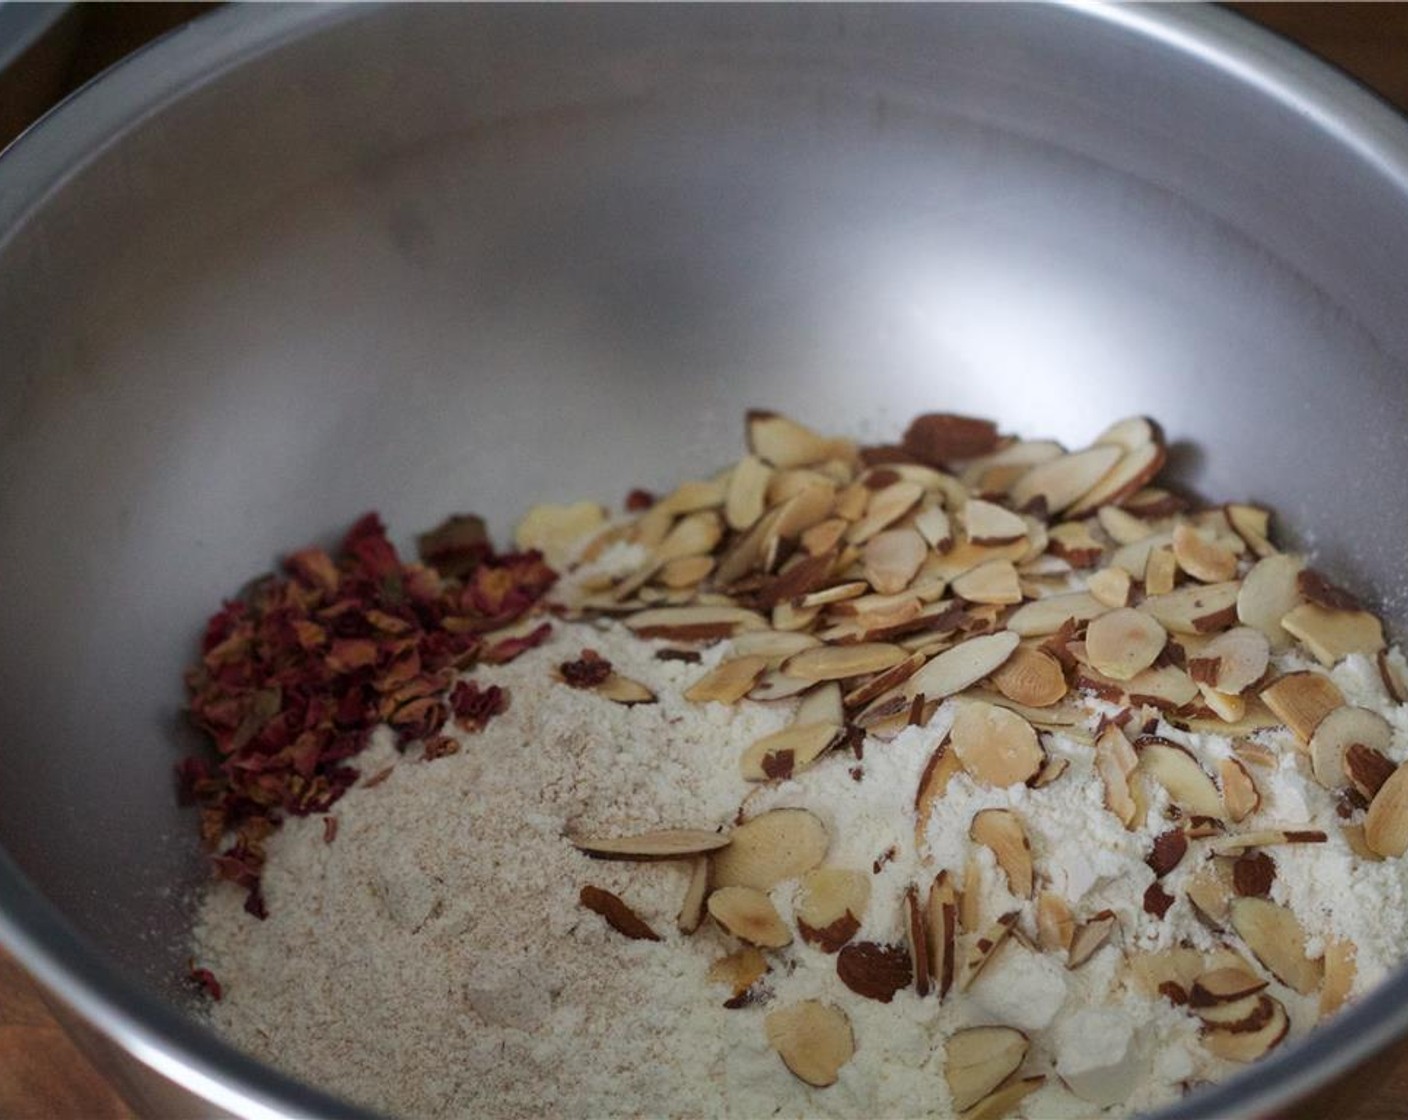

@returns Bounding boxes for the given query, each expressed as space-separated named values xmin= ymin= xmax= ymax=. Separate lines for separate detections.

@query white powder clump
xmin=194 ymin=620 xmax=1408 ymax=1119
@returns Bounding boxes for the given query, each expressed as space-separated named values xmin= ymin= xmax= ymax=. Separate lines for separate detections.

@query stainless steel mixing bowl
xmin=2 ymin=4 xmax=1407 ymax=1117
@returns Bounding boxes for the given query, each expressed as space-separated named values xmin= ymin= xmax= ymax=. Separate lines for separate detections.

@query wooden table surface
xmin=3 ymin=4 xmax=1408 ymax=1118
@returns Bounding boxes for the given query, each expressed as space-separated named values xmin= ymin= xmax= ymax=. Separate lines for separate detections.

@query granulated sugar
xmin=195 ymin=613 xmax=1408 ymax=1118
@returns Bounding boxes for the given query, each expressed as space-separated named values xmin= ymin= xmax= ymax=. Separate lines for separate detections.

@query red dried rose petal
xmin=188 ymin=962 xmax=223 ymax=1001
xmin=449 ymin=681 xmax=508 ymax=733
xmin=560 ymin=649 xmax=613 ymax=688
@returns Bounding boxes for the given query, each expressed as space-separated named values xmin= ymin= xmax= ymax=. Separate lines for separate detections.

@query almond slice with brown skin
xmin=1139 ymin=581 xmax=1241 ymax=635
xmin=1067 ymin=910 xmax=1119 ymax=969
xmin=1088 ymin=566 xmax=1133 ymax=608
xmin=951 ymin=702 xmax=1044 ymax=787
xmin=1207 ymin=830 xmax=1327 ymax=857
xmin=944 ymin=1026 xmax=1029 ymax=1112
xmin=1196 ymin=990 xmax=1275 ymax=1030
xmin=1095 ymin=722 xmax=1140 ymax=830
xmin=1009 ymin=445 xmax=1123 ymax=515
xmin=802 ymin=517 xmax=850 ymax=557
xmin=729 ymin=629 xmax=822 ymax=662
xmin=1006 ymin=592 xmax=1106 ymax=637
xmin=1346 ymin=743 xmax=1397 ymax=803
xmin=1172 ymin=522 xmax=1239 ymax=583
xmin=1099 ymin=505 xmax=1154 ymax=546
xmin=579 ymin=885 xmax=660 ymax=941
xmin=904 ymin=886 xmax=932 ymax=996
xmin=748 ymin=411 xmax=855 ymax=469
xmin=725 ymin=454 xmax=775 ymax=531
xmin=989 ymin=645 xmax=1067 ymax=708
xmin=863 ymin=528 xmax=928 ymax=595
xmin=796 ymin=868 xmax=870 ymax=952
xmin=1138 ymin=739 xmax=1226 ymax=819
xmin=708 ymin=886 xmax=792 ymax=947
xmin=1202 ymin=996 xmax=1290 ymax=1063
xmin=1320 ymin=939 xmax=1357 ymax=1019
xmin=1308 ymin=706 xmax=1393 ymax=789
xmin=914 ymin=505 xmax=955 ymax=552
xmin=951 ymin=558 xmax=1023 ymax=605
xmin=782 ymin=642 xmax=908 ymax=682
xmin=711 ymin=808 xmax=829 ymax=890
xmin=764 ymin=1000 xmax=855 ymax=1088
xmin=1220 ymin=757 xmax=1261 ymax=822
xmin=797 ymin=581 xmax=869 ymax=609
xmin=961 ymin=1076 xmax=1046 ymax=1120
xmin=1365 ymin=760 xmax=1408 ymax=858
xmin=1037 ymin=891 xmax=1076 ymax=953
xmin=958 ymin=912 xmax=1019 ymax=991
xmin=626 ymin=604 xmax=769 ymax=638
xmin=836 ymin=941 xmax=913 ymax=1003
xmin=1109 ymin=531 xmax=1173 ymax=581
xmin=684 ymin=655 xmax=771 ymax=704
xmin=963 ymin=499 xmax=1028 ymax=545
xmin=927 ymin=871 xmax=960 ymax=998
xmin=969 ymin=809 xmax=1034 ymax=898
xmin=571 ymin=829 xmax=730 ymax=860
xmin=739 ymin=722 xmax=843 ymax=782
xmin=1067 ymin=440 xmax=1167 ymax=516
xmin=915 ymin=740 xmax=964 ymax=847
xmin=1237 ymin=553 xmax=1306 ymax=652
xmin=714 ymin=507 xmax=783 ymax=587
xmin=844 ymin=650 xmax=929 ymax=710
xmin=960 ymin=439 xmax=1063 ymax=491
xmin=1085 ymin=607 xmax=1167 ymax=681
xmin=1281 ymin=603 xmax=1386 ymax=666
xmin=654 ymin=477 xmax=727 ymax=517
xmin=1230 ymin=897 xmax=1323 ymax=995
xmin=884 ymin=630 xmax=1021 ymax=708
xmin=1189 ymin=967 xmax=1268 ymax=1008
xmin=848 ymin=480 xmax=926 ymax=544
xmin=1193 ymin=626 xmax=1271 ymax=695
xmin=653 ymin=510 xmax=725 ymax=564
xmin=1260 ymin=671 xmax=1345 ymax=743
xmin=1185 ymin=864 xmax=1233 ymax=930
xmin=596 ymin=673 xmax=659 ymax=705
xmin=768 ymin=483 xmax=839 ymax=551
xmin=1143 ymin=546 xmax=1179 ymax=596
xmin=677 ymin=856 xmax=710 ymax=934
xmin=1379 ymin=650 xmax=1408 ymax=704
xmin=902 ymin=413 xmax=1002 ymax=466
xmin=748 ymin=668 xmax=818 ymax=702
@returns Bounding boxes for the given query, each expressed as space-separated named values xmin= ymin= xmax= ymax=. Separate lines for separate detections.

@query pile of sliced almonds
xmin=534 ymin=410 xmax=1406 ymax=1110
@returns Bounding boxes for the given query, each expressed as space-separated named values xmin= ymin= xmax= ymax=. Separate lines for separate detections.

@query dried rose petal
xmin=187 ymin=961 xmax=223 ymax=1001
xmin=422 ymin=735 xmax=461 ymax=761
xmin=560 ymin=649 xmax=614 ymax=688
xmin=449 ymin=681 xmax=509 ymax=733
xmin=625 ymin=489 xmax=656 ymax=511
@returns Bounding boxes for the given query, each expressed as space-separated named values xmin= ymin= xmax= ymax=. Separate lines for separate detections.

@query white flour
xmin=194 ymin=623 xmax=1408 ymax=1119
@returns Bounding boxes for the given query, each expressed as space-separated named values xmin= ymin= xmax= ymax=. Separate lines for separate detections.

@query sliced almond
xmin=739 ymin=722 xmax=843 ymax=782
xmin=1281 ymin=603 xmax=1387 ymax=666
xmin=1259 ymin=671 xmax=1345 ymax=743
xmin=862 ymin=528 xmax=927 ymax=595
xmin=685 ymin=655 xmax=771 ymax=705
xmin=725 ymin=454 xmax=775 ymax=531
xmin=1207 ymin=830 xmax=1328 ymax=857
xmin=848 ymin=480 xmax=926 ymax=544
xmin=960 ymin=439 xmax=1063 ymax=492
xmin=844 ymin=650 xmax=929 ymax=710
xmin=1202 ymin=995 xmax=1289 ymax=1063
xmin=1342 ymin=822 xmax=1384 ymax=862
xmin=1346 ymin=743 xmax=1397 ymax=804
xmin=836 ymin=941 xmax=913 ymax=1003
xmin=1126 ymin=947 xmax=1205 ymax=1001
xmin=715 ymin=507 xmax=783 ymax=587
xmin=1232 ymin=739 xmax=1278 ymax=768
xmin=1085 ymin=608 xmax=1167 ymax=681
xmin=654 ymin=510 xmax=724 ymax=564
xmin=1138 ymin=739 xmax=1226 ymax=819
xmin=782 ymin=642 xmax=908 ymax=682
xmin=748 ymin=668 xmax=819 ymax=702
xmin=1037 ymin=891 xmax=1076 ymax=954
xmin=1172 ymin=522 xmax=1239 ymax=583
xmin=903 ymin=886 xmax=932 ymax=996
xmin=1006 ymin=592 xmax=1106 ymax=637
xmin=801 ymin=517 xmax=850 ymax=557
xmin=709 ymin=946 xmax=768 ymax=1000
xmin=677 ymin=856 xmax=710 ymax=933
xmin=1189 ymin=967 xmax=1268 ymax=1008
xmin=1379 ymin=650 xmax=1408 ymax=704
xmin=1009 ymin=445 xmax=1122 ymax=515
xmin=708 ymin=886 xmax=792 ymax=947
xmin=1230 ymin=897 xmax=1323 ymax=995
xmin=944 ymin=1026 xmax=1029 ymax=1112
xmin=958 ymin=912 xmax=1019 ymax=991
xmin=1197 ymin=682 xmax=1246 ymax=724
xmin=1196 ymin=990 xmax=1275 ymax=1030
xmin=658 ymin=554 xmax=715 ymax=589
xmin=595 ymin=672 xmax=658 ymax=705
xmin=1109 ymin=531 xmax=1172 ymax=582
xmin=1237 ymin=553 xmax=1306 ymax=652
xmin=1068 ymin=440 xmax=1167 ymax=516
xmin=1184 ymin=863 xmax=1232 ymax=929
xmin=1320 ymin=938 xmax=1358 ymax=1019
xmin=1308 ymin=706 xmax=1393 ymax=789
xmin=729 ymin=629 xmax=822 ymax=662
xmin=1226 ymin=504 xmax=1276 ymax=558
xmin=1365 ymin=759 xmax=1408 ymax=858
xmin=797 ymin=581 xmax=869 ymax=609
xmin=626 ymin=604 xmax=768 ymax=639
xmin=963 ymin=499 xmax=1028 ymax=545
xmin=579 ymin=885 xmax=660 ymax=941
xmin=1139 ymin=581 xmax=1241 ymax=635
xmin=764 ymin=1000 xmax=855 ymax=1088
xmin=927 ymin=871 xmax=960 ymax=998
xmin=902 ymin=412 xmax=1001 ymax=466
xmin=989 ymin=646 xmax=1067 ymax=708
xmin=571 ymin=829 xmax=730 ymax=860
xmin=960 ymin=859 xmax=985 ymax=934
xmin=1067 ymin=910 xmax=1119 ymax=969
xmin=769 ymin=482 xmax=839 ymax=549
xmin=748 ymin=411 xmax=853 ymax=469
xmin=1095 ymin=723 xmax=1140 ymax=830
xmin=960 ymin=1076 xmax=1046 ymax=1120
xmin=796 ymin=868 xmax=870 ymax=952
xmin=1088 ymin=566 xmax=1133 ymax=609
xmin=951 ymin=702 xmax=1044 ymax=788
xmin=709 ymin=811 xmax=829 ymax=894
xmin=1099 ymin=505 xmax=1154 ymax=546
xmin=654 ymin=477 xmax=726 ymax=517
xmin=887 ymin=630 xmax=1022 ymax=708
xmin=915 ymin=505 xmax=955 ymax=552
xmin=951 ymin=559 xmax=1023 ymax=605
xmin=1143 ymin=546 xmax=1179 ymax=596
xmin=1220 ymin=757 xmax=1261 ymax=822
xmin=969 ymin=809 xmax=1034 ymax=898
xmin=1195 ymin=627 xmax=1271 ymax=695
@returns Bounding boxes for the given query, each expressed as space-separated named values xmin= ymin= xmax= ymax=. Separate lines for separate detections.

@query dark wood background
xmin=2 ymin=4 xmax=1407 ymax=1117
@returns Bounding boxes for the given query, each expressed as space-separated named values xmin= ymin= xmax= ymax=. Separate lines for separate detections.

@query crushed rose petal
xmin=178 ymin=512 xmax=556 ymax=917
xmin=187 ymin=961 xmax=223 ymax=1001
xmin=560 ymin=649 xmax=613 ymax=689
xmin=450 ymin=680 xmax=509 ymax=733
